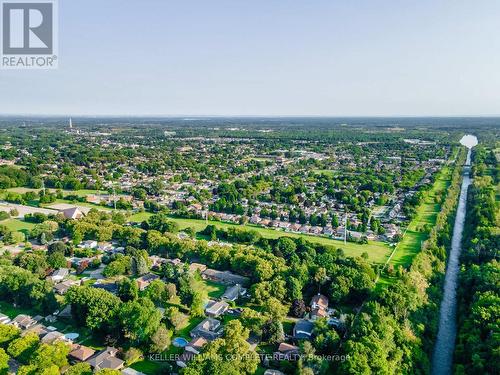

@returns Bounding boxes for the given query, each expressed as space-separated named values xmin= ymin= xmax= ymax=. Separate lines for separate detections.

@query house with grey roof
xmin=86 ymin=347 xmax=124 ymax=371
xmin=293 ymin=319 xmax=314 ymax=339
xmin=190 ymin=318 xmax=223 ymax=341
xmin=205 ymin=300 xmax=229 ymax=317
xmin=11 ymin=314 xmax=37 ymax=330
xmin=202 ymin=268 xmax=250 ymax=286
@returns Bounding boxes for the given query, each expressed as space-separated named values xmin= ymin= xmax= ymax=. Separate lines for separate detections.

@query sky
xmin=0 ymin=0 xmax=499 ymax=116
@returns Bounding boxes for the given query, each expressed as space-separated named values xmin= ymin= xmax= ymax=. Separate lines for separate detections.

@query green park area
xmin=1 ymin=218 xmax=35 ymax=234
xmin=387 ymin=166 xmax=452 ymax=269
xmin=129 ymin=212 xmax=392 ymax=263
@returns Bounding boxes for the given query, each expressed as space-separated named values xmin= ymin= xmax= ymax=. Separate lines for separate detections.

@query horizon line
xmin=1 ymin=113 xmax=500 ymax=119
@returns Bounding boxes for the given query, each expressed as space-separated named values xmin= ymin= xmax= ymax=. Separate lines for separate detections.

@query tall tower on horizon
xmin=69 ymin=118 xmax=73 ymax=129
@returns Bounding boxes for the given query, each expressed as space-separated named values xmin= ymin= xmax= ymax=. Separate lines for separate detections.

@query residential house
xmin=264 ymin=370 xmax=285 ymax=375
xmin=205 ymin=300 xmax=229 ymax=318
xmin=149 ymin=255 xmax=167 ymax=270
xmin=54 ymin=279 xmax=80 ymax=295
xmin=79 ymin=240 xmax=98 ymax=249
xmin=69 ymin=344 xmax=96 ymax=363
xmin=0 ymin=313 xmax=11 ymax=324
xmin=41 ymin=331 xmax=65 ymax=344
xmin=293 ymin=319 xmax=314 ymax=339
xmin=190 ymin=318 xmax=223 ymax=341
xmin=49 ymin=268 xmax=70 ymax=283
xmin=189 ymin=262 xmax=207 ymax=274
xmin=176 ymin=351 xmax=195 ymax=368
xmin=176 ymin=337 xmax=207 ymax=368
xmin=11 ymin=315 xmax=37 ymax=330
xmin=98 ymin=242 xmax=114 ymax=252
xmin=23 ymin=324 xmax=49 ymax=338
xmin=310 ymin=294 xmax=329 ymax=320
xmin=87 ymin=347 xmax=124 ymax=371
xmin=274 ymin=342 xmax=300 ymax=361
xmin=136 ymin=273 xmax=160 ymax=291
xmin=121 ymin=368 xmax=146 ymax=375
xmin=62 ymin=207 xmax=85 ymax=220
xmin=202 ymin=269 xmax=250 ymax=286
xmin=185 ymin=337 xmax=207 ymax=355
xmin=221 ymin=284 xmax=246 ymax=302
xmin=92 ymin=282 xmax=119 ymax=294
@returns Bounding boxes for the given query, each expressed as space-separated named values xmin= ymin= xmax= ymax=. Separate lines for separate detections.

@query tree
xmin=119 ymin=298 xmax=162 ymax=344
xmin=290 ymin=299 xmax=307 ymax=318
xmin=150 ymin=325 xmax=173 ymax=353
xmin=262 ymin=321 xmax=285 ymax=344
xmin=123 ymin=348 xmax=142 ymax=365
xmin=312 ymin=318 xmax=340 ymax=354
xmin=64 ymin=362 xmax=93 ymax=375
xmin=287 ymin=276 xmax=303 ymax=300
xmin=47 ymin=252 xmax=67 ymax=269
xmin=261 ymin=297 xmax=288 ymax=321
xmin=95 ymin=370 xmax=122 ymax=375
xmin=144 ymin=279 xmax=171 ymax=306
xmin=189 ymin=290 xmax=206 ymax=317
xmin=66 ymin=286 xmax=121 ymax=332
xmin=131 ymin=256 xmax=148 ymax=276
xmin=167 ymin=307 xmax=189 ymax=332
xmin=240 ymin=308 xmax=266 ymax=336
xmin=29 ymin=341 xmax=70 ymax=370
xmin=7 ymin=332 xmax=39 ymax=364
xmin=14 ymin=252 xmax=48 ymax=277
xmin=48 ymin=241 xmax=67 ymax=255
xmin=0 ymin=323 xmax=20 ymax=346
xmin=117 ymin=278 xmax=138 ymax=302
xmin=184 ymin=320 xmax=259 ymax=374
xmin=0 ymin=348 xmax=9 ymax=375
xmin=274 ymin=237 xmax=297 ymax=259
xmin=3 ymin=231 xmax=25 ymax=244
xmin=103 ymin=255 xmax=131 ymax=277
xmin=148 ymin=213 xmax=179 ymax=233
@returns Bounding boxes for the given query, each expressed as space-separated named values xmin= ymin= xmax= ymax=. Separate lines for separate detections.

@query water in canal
xmin=432 ymin=135 xmax=477 ymax=375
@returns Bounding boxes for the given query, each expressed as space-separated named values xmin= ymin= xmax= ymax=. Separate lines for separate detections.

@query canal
xmin=432 ymin=135 xmax=477 ymax=375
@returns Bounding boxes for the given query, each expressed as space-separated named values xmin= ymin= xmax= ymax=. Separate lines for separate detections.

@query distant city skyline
xmin=1 ymin=0 xmax=499 ymax=116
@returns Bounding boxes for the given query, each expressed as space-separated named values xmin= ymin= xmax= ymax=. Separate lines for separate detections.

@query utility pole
xmin=41 ymin=179 xmax=45 ymax=195
xmin=344 ymin=210 xmax=348 ymax=245
xmin=112 ymin=184 xmax=117 ymax=210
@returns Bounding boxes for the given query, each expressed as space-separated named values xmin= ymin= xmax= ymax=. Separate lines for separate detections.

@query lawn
xmin=1 ymin=218 xmax=35 ymax=234
xmin=388 ymin=166 xmax=452 ymax=268
xmin=127 ymin=214 xmax=391 ymax=264
xmin=44 ymin=199 xmax=112 ymax=211
xmin=128 ymin=211 xmax=154 ymax=222
xmin=312 ymin=169 xmax=336 ymax=177
xmin=0 ymin=301 xmax=37 ymax=318
xmin=176 ymin=316 xmax=204 ymax=340
xmin=204 ymin=280 xmax=226 ymax=299
xmin=6 ymin=187 xmax=106 ymax=197
xmin=130 ymin=360 xmax=169 ymax=375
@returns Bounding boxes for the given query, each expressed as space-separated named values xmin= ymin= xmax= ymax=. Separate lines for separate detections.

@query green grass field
xmin=204 ymin=280 xmax=226 ymax=299
xmin=0 ymin=218 xmax=35 ymax=234
xmin=129 ymin=212 xmax=391 ymax=263
xmin=5 ymin=187 xmax=106 ymax=197
xmin=388 ymin=166 xmax=452 ymax=268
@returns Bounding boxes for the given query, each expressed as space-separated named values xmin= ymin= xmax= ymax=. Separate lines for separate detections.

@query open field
xmin=0 ymin=218 xmax=36 ymax=234
xmin=388 ymin=166 xmax=452 ymax=268
xmin=129 ymin=212 xmax=391 ymax=263
xmin=6 ymin=187 xmax=106 ymax=197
